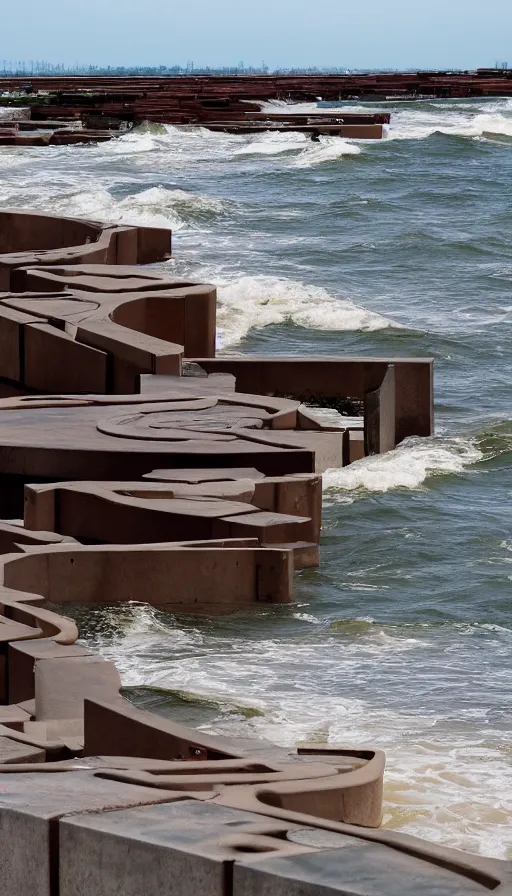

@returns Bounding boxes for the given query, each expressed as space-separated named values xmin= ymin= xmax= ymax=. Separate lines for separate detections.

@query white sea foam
xmin=259 ymin=97 xmax=512 ymax=145
xmin=95 ymin=614 xmax=512 ymax=859
xmin=234 ymin=131 xmax=362 ymax=166
xmin=323 ymin=437 xmax=483 ymax=493
xmin=45 ymin=185 xmax=228 ymax=231
xmin=234 ymin=131 xmax=308 ymax=156
xmin=291 ymin=135 xmax=362 ymax=167
xmin=210 ymin=274 xmax=398 ymax=345
xmin=257 ymin=99 xmax=364 ymax=116
xmin=389 ymin=103 xmax=512 ymax=142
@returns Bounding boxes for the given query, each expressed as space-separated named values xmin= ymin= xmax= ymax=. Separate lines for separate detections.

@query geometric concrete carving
xmin=0 ymin=265 xmax=216 ymax=393
xmin=0 ymin=209 xmax=172 ymax=290
xmin=23 ymin=470 xmax=322 ymax=568
xmin=190 ymin=357 xmax=433 ymax=445
xmin=0 ymin=209 xmax=474 ymax=896
xmin=0 ymin=386 xmax=350 ymax=516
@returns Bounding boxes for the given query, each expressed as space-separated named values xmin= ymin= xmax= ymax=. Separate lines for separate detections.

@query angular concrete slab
xmin=234 ymin=842 xmax=494 ymax=896
xmin=0 ymin=771 xmax=185 ymax=896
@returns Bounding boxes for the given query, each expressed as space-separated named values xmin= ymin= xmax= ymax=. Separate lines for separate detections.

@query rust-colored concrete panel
xmin=0 ymin=211 xmax=172 ymax=289
xmin=364 ymin=364 xmax=396 ymax=456
xmin=0 ymin=305 xmax=40 ymax=381
xmin=0 ymin=205 xmax=448 ymax=893
xmin=0 ymin=542 xmax=294 ymax=614
xmin=193 ymin=358 xmax=434 ymax=442
xmin=84 ymin=697 xmax=241 ymax=760
xmin=22 ymin=476 xmax=318 ymax=569
xmin=136 ymin=226 xmax=172 ymax=264
xmin=24 ymin=322 xmax=109 ymax=393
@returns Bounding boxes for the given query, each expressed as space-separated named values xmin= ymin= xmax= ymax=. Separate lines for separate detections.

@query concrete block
xmin=8 ymin=640 xmax=92 ymax=704
xmin=34 ymin=655 xmax=121 ymax=720
xmin=234 ymin=840 xmax=490 ymax=895
xmin=0 ymin=704 xmax=31 ymax=731
xmin=24 ymin=322 xmax=108 ymax=393
xmin=0 ymin=771 xmax=181 ymax=896
xmin=0 ymin=735 xmax=45 ymax=763
xmin=60 ymin=800 xmax=282 ymax=896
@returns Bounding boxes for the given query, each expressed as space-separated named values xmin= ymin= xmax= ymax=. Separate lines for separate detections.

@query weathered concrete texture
xmin=8 ymin=640 xmax=91 ymax=704
xmin=57 ymin=800 xmax=512 ymax=896
xmin=192 ymin=358 xmax=433 ymax=444
xmin=0 ymin=771 xmax=186 ymax=896
xmin=0 ymin=385 xmax=349 ymax=517
xmin=234 ymin=842 xmax=494 ymax=895
xmin=59 ymin=801 xmax=313 ymax=896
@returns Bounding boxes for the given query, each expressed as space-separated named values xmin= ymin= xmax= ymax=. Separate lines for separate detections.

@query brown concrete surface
xmin=1 ymin=210 xmax=491 ymax=896
xmin=0 ymin=210 xmax=171 ymax=290
xmin=22 ymin=471 xmax=321 ymax=568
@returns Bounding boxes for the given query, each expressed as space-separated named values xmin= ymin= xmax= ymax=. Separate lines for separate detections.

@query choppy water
xmin=1 ymin=97 xmax=511 ymax=859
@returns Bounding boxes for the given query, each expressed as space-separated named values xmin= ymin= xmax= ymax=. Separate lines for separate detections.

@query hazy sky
xmin=2 ymin=0 xmax=511 ymax=70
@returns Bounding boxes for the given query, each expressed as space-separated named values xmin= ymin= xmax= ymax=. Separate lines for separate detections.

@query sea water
xmin=1 ymin=96 xmax=510 ymax=858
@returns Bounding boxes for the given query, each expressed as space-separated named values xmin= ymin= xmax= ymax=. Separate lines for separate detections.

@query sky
xmin=1 ymin=0 xmax=511 ymax=70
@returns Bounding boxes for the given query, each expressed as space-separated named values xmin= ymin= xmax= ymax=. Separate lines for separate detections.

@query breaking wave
xmin=211 ymin=274 xmax=399 ymax=345
xmin=234 ymin=131 xmax=308 ymax=156
xmin=44 ymin=184 xmax=229 ymax=231
xmin=387 ymin=98 xmax=512 ymax=142
xmin=258 ymin=97 xmax=512 ymax=145
xmin=292 ymin=136 xmax=362 ymax=167
xmin=89 ymin=603 xmax=512 ymax=859
xmin=323 ymin=437 xmax=483 ymax=494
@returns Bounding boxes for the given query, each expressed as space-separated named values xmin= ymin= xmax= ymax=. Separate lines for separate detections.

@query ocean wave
xmin=234 ymin=131 xmax=308 ymax=156
xmin=389 ymin=110 xmax=512 ymax=142
xmin=257 ymin=99 xmax=378 ymax=116
xmin=234 ymin=131 xmax=362 ymax=166
xmin=292 ymin=136 xmax=362 ymax=167
xmin=88 ymin=602 xmax=512 ymax=859
xmin=257 ymin=99 xmax=512 ymax=146
xmin=211 ymin=274 xmax=399 ymax=345
xmin=84 ymin=122 xmax=237 ymax=163
xmin=45 ymin=184 xmax=229 ymax=230
xmin=328 ymin=617 xmax=512 ymax=637
xmin=323 ymin=436 xmax=483 ymax=494
xmin=123 ymin=685 xmax=264 ymax=719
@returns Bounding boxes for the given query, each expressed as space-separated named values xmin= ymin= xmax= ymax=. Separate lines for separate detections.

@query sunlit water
xmin=1 ymin=96 xmax=511 ymax=859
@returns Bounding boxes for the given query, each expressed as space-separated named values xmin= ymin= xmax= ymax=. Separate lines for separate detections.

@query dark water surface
xmin=1 ymin=97 xmax=510 ymax=857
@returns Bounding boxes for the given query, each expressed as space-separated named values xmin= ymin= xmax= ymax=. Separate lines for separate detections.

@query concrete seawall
xmin=0 ymin=208 xmax=509 ymax=894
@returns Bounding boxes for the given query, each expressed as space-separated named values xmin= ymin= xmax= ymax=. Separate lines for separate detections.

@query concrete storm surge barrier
xmin=0 ymin=77 xmax=391 ymax=140
xmin=0 ymin=209 xmax=509 ymax=895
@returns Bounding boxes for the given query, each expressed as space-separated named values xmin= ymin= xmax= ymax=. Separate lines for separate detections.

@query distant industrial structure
xmin=0 ymin=61 xmax=478 ymax=78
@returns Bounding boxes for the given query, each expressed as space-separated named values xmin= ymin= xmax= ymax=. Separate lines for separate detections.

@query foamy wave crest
xmin=101 ymin=122 xmax=237 ymax=159
xmin=324 ymin=437 xmax=483 ymax=493
xmin=257 ymin=99 xmax=363 ymax=116
xmin=47 ymin=185 xmax=228 ymax=231
xmin=98 ymin=123 xmax=181 ymax=155
xmin=292 ymin=136 xmax=362 ymax=168
xmin=234 ymin=132 xmax=308 ymax=156
xmin=390 ymin=107 xmax=512 ymax=142
xmin=213 ymin=274 xmax=398 ymax=345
